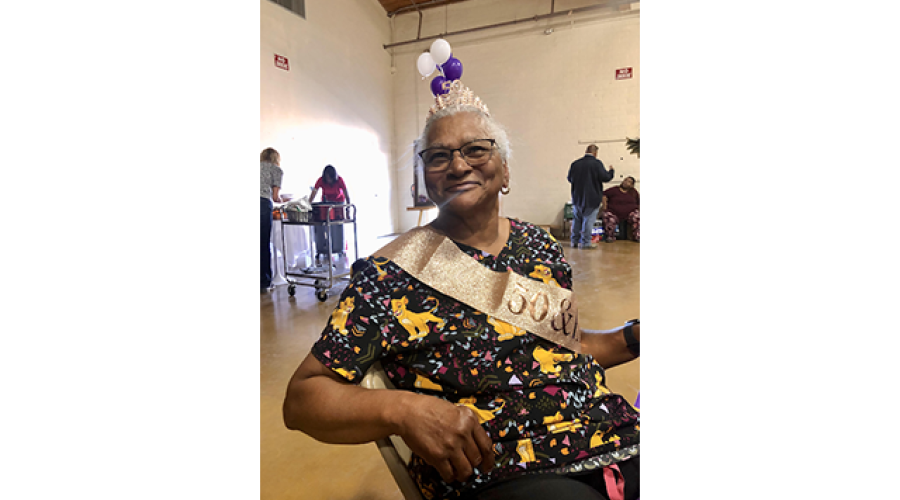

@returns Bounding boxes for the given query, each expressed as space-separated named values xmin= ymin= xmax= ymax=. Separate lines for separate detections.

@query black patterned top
xmin=310 ymin=219 xmax=639 ymax=500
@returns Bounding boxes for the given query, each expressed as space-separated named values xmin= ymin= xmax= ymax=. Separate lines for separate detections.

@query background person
xmin=309 ymin=165 xmax=351 ymax=260
xmin=309 ymin=164 xmax=350 ymax=206
xmin=601 ymin=176 xmax=640 ymax=243
xmin=260 ymin=147 xmax=283 ymax=291
xmin=567 ymin=145 xmax=614 ymax=249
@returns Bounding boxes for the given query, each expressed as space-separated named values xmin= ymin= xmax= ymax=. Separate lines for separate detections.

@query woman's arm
xmin=283 ymin=353 xmax=494 ymax=482
xmin=579 ymin=321 xmax=639 ymax=369
xmin=309 ymin=187 xmax=319 ymax=203
xmin=271 ymin=186 xmax=282 ymax=203
xmin=338 ymin=177 xmax=350 ymax=204
xmin=284 ymin=353 xmax=409 ymax=442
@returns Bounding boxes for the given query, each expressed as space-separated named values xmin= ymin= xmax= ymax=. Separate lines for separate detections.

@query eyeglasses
xmin=418 ymin=139 xmax=497 ymax=173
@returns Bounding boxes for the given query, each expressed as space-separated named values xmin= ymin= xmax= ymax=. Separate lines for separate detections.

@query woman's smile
xmin=446 ymin=181 xmax=479 ymax=193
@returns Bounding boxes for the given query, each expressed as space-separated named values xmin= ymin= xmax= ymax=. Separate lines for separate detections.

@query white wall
xmin=261 ymin=0 xmax=640 ymax=236
xmin=389 ymin=0 xmax=640 ymax=232
xmin=261 ymin=0 xmax=395 ymax=246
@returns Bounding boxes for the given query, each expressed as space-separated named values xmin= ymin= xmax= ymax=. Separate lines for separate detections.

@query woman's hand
xmin=395 ymin=396 xmax=495 ymax=483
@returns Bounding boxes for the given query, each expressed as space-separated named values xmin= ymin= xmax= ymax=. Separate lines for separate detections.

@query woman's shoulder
xmin=508 ymin=219 xmax=563 ymax=250
xmin=509 ymin=218 xmax=548 ymax=234
xmin=507 ymin=219 xmax=571 ymax=286
xmin=348 ymin=255 xmax=407 ymax=289
xmin=260 ymin=161 xmax=282 ymax=172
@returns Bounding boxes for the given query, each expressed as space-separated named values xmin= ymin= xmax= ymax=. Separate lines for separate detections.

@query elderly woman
xmin=260 ymin=147 xmax=283 ymax=291
xmin=282 ymin=82 xmax=640 ymax=500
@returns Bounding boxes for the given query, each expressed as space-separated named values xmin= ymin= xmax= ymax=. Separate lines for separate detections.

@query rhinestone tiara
xmin=427 ymin=80 xmax=491 ymax=120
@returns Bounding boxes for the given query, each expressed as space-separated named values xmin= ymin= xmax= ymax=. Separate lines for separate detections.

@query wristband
xmin=623 ymin=319 xmax=640 ymax=357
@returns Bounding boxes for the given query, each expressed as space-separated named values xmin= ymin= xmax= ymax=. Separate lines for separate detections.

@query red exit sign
xmin=275 ymin=54 xmax=290 ymax=71
xmin=616 ymin=67 xmax=632 ymax=80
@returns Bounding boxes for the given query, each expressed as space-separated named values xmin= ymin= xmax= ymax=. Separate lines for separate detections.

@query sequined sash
xmin=374 ymin=226 xmax=581 ymax=353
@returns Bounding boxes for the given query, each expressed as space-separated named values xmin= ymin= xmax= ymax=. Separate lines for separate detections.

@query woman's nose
xmin=447 ymin=151 xmax=472 ymax=175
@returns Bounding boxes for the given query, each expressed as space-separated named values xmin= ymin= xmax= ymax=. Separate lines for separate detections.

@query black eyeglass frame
xmin=417 ymin=139 xmax=497 ymax=173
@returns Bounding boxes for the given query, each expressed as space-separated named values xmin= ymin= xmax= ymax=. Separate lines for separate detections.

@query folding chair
xmin=361 ymin=362 xmax=425 ymax=500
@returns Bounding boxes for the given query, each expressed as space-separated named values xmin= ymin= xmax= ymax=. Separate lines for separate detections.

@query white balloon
xmin=416 ymin=52 xmax=436 ymax=78
xmin=430 ymin=39 xmax=452 ymax=65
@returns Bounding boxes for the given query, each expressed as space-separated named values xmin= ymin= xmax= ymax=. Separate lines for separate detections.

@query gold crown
xmin=427 ymin=80 xmax=490 ymax=120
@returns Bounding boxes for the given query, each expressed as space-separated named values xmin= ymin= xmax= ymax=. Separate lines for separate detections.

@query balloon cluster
xmin=416 ymin=39 xmax=463 ymax=96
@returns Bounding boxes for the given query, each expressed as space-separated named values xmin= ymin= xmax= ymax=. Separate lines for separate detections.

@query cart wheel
xmin=288 ymin=285 xmax=296 ymax=297
xmin=316 ymin=290 xmax=327 ymax=302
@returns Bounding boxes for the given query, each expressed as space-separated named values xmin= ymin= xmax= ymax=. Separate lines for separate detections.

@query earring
xmin=500 ymin=186 xmax=510 ymax=195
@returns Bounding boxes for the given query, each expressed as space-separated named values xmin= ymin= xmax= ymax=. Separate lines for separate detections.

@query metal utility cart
xmin=278 ymin=202 xmax=358 ymax=301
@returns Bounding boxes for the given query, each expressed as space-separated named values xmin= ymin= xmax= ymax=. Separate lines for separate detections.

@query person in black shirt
xmin=567 ymin=145 xmax=614 ymax=249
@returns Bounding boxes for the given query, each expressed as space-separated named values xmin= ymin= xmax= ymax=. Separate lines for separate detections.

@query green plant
xmin=625 ymin=137 xmax=640 ymax=158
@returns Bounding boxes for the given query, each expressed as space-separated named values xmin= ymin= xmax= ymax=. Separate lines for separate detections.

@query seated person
xmin=601 ymin=177 xmax=640 ymax=243
xmin=282 ymin=80 xmax=640 ymax=500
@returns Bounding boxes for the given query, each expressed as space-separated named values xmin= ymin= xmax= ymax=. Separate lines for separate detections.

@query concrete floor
xmin=260 ymin=237 xmax=640 ymax=500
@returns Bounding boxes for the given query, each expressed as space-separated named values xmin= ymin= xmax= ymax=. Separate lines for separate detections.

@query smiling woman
xmin=282 ymin=81 xmax=640 ymax=500
xmin=419 ymin=113 xmax=510 ymax=254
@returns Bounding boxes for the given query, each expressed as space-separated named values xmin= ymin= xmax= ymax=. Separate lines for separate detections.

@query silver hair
xmin=414 ymin=106 xmax=512 ymax=168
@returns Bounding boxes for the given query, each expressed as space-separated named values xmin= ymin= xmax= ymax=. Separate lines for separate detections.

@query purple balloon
xmin=441 ymin=56 xmax=463 ymax=81
xmin=430 ymin=75 xmax=448 ymax=96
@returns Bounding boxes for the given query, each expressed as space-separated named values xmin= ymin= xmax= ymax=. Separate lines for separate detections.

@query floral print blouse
xmin=310 ymin=219 xmax=639 ymax=499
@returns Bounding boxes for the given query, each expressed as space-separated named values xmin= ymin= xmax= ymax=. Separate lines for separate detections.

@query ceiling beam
xmin=384 ymin=1 xmax=637 ymax=49
xmin=385 ymin=0 xmax=467 ymax=18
